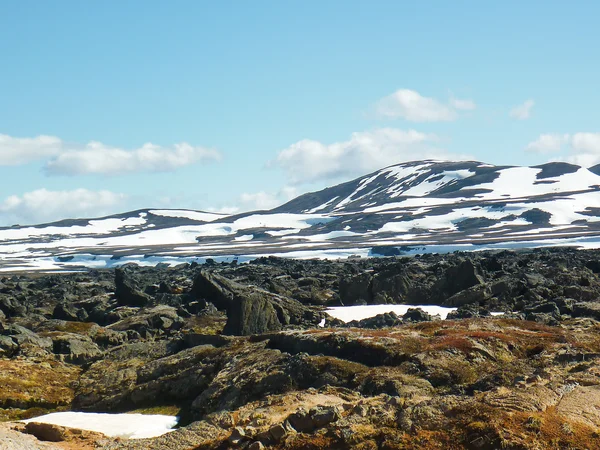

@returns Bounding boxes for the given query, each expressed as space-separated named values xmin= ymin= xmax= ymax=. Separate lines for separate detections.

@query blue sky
xmin=1 ymin=1 xmax=599 ymax=225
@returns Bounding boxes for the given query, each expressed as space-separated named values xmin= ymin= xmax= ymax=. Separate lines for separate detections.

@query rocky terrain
xmin=3 ymin=248 xmax=600 ymax=448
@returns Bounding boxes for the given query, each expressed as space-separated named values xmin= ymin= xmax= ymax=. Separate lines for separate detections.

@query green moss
xmin=128 ymin=405 xmax=182 ymax=416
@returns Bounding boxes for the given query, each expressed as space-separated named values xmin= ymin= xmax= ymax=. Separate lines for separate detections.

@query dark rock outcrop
xmin=193 ymin=271 xmax=325 ymax=336
xmin=115 ymin=267 xmax=151 ymax=307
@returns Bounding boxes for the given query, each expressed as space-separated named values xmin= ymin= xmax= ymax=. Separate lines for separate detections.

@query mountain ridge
xmin=2 ymin=159 xmax=600 ymax=271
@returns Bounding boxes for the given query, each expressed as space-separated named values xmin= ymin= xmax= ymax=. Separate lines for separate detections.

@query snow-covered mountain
xmin=3 ymin=160 xmax=600 ymax=271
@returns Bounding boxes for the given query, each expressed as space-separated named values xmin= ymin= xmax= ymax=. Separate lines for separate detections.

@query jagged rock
xmin=268 ymin=423 xmax=287 ymax=442
xmin=0 ymin=335 xmax=17 ymax=357
xmin=23 ymin=422 xmax=105 ymax=443
xmin=287 ymin=405 xmax=340 ymax=432
xmin=51 ymin=333 xmax=103 ymax=365
xmin=115 ymin=267 xmax=151 ymax=307
xmin=52 ymin=303 xmax=88 ymax=322
xmin=228 ymin=427 xmax=246 ymax=445
xmin=402 ymin=308 xmax=433 ymax=322
xmin=339 ymin=273 xmax=372 ymax=305
xmin=190 ymin=271 xmax=238 ymax=310
xmin=444 ymin=260 xmax=485 ymax=296
xmin=572 ymin=302 xmax=600 ymax=320
xmin=194 ymin=271 xmax=324 ymax=336
xmin=107 ymin=305 xmax=183 ymax=337
xmin=345 ymin=311 xmax=402 ymax=329
xmin=445 ymin=284 xmax=491 ymax=307
xmin=447 ymin=304 xmax=489 ymax=319
xmin=0 ymin=295 xmax=26 ymax=317
xmin=223 ymin=292 xmax=283 ymax=335
xmin=1 ymin=324 xmax=53 ymax=353
xmin=0 ymin=423 xmax=63 ymax=449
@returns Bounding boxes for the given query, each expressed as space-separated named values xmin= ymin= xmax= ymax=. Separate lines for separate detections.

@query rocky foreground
xmin=3 ymin=249 xmax=600 ymax=448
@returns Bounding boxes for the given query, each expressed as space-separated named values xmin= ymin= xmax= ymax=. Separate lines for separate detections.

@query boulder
xmin=107 ymin=305 xmax=184 ymax=337
xmin=402 ymin=308 xmax=433 ymax=322
xmin=190 ymin=271 xmax=238 ymax=310
xmin=0 ymin=335 xmax=17 ymax=357
xmin=51 ymin=333 xmax=103 ymax=365
xmin=223 ymin=292 xmax=283 ymax=336
xmin=339 ymin=273 xmax=372 ymax=306
xmin=194 ymin=271 xmax=324 ymax=336
xmin=444 ymin=260 xmax=484 ymax=296
xmin=115 ymin=267 xmax=151 ymax=307
xmin=445 ymin=284 xmax=491 ymax=307
xmin=52 ymin=303 xmax=88 ymax=322
xmin=345 ymin=312 xmax=402 ymax=329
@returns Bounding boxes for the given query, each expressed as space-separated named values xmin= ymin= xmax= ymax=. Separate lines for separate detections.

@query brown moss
xmin=54 ymin=321 xmax=97 ymax=334
xmin=309 ymin=356 xmax=369 ymax=380
xmin=184 ymin=314 xmax=227 ymax=335
xmin=0 ymin=359 xmax=80 ymax=420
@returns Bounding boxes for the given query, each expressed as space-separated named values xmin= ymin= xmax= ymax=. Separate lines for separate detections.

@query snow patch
xmin=22 ymin=412 xmax=178 ymax=439
xmin=327 ymin=304 xmax=457 ymax=322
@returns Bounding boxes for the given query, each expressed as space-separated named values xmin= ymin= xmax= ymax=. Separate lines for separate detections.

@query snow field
xmin=22 ymin=412 xmax=178 ymax=439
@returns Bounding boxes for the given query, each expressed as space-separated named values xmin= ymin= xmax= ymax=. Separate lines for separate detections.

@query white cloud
xmin=0 ymin=188 xmax=126 ymax=225
xmin=565 ymin=132 xmax=600 ymax=167
xmin=210 ymin=205 xmax=241 ymax=215
xmin=571 ymin=132 xmax=600 ymax=153
xmin=525 ymin=133 xmax=569 ymax=154
xmin=239 ymin=192 xmax=282 ymax=210
xmin=45 ymin=142 xmax=221 ymax=175
xmin=274 ymin=128 xmax=457 ymax=184
xmin=450 ymin=97 xmax=477 ymax=111
xmin=510 ymin=99 xmax=535 ymax=120
xmin=374 ymin=89 xmax=475 ymax=122
xmin=210 ymin=186 xmax=300 ymax=215
xmin=527 ymin=132 xmax=600 ymax=167
xmin=0 ymin=134 xmax=63 ymax=165
xmin=0 ymin=133 xmax=221 ymax=174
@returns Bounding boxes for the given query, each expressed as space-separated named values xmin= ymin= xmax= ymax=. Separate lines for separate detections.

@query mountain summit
xmin=275 ymin=160 xmax=598 ymax=213
xmin=2 ymin=160 xmax=600 ymax=271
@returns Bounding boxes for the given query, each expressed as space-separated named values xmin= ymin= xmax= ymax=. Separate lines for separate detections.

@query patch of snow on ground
xmin=402 ymin=170 xmax=474 ymax=197
xmin=235 ymin=234 xmax=254 ymax=241
xmin=22 ymin=412 xmax=178 ymax=439
xmin=327 ymin=304 xmax=457 ymax=322
xmin=287 ymin=230 xmax=359 ymax=242
xmin=304 ymin=196 xmax=340 ymax=213
xmin=0 ymin=215 xmax=148 ymax=241
xmin=471 ymin=167 xmax=600 ymax=200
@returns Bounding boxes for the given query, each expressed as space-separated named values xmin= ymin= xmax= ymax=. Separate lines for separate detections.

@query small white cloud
xmin=210 ymin=206 xmax=241 ymax=215
xmin=274 ymin=128 xmax=458 ymax=184
xmin=213 ymin=186 xmax=300 ymax=214
xmin=45 ymin=142 xmax=221 ymax=175
xmin=0 ymin=134 xmax=63 ymax=165
xmin=0 ymin=188 xmax=126 ymax=225
xmin=450 ymin=97 xmax=477 ymax=111
xmin=525 ymin=133 xmax=569 ymax=154
xmin=0 ymin=133 xmax=221 ymax=174
xmin=374 ymin=89 xmax=475 ymax=122
xmin=510 ymin=99 xmax=535 ymax=120
xmin=571 ymin=132 xmax=600 ymax=153
xmin=239 ymin=186 xmax=299 ymax=210
xmin=239 ymin=191 xmax=282 ymax=210
xmin=565 ymin=132 xmax=600 ymax=167
xmin=529 ymin=132 xmax=600 ymax=167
